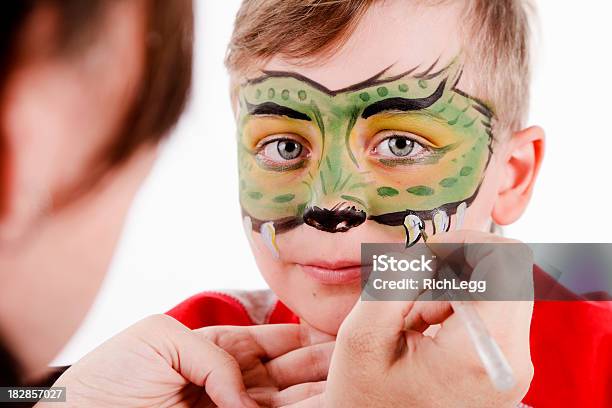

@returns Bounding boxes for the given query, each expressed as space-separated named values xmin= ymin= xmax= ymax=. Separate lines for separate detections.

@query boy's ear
xmin=492 ymin=126 xmax=545 ymax=225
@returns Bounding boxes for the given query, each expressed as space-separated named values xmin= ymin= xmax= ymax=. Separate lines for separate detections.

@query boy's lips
xmin=297 ymin=260 xmax=365 ymax=285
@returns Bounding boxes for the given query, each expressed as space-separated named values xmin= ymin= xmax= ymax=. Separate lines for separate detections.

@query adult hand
xmin=323 ymin=231 xmax=534 ymax=408
xmin=205 ymin=322 xmax=333 ymax=407
xmin=41 ymin=315 xmax=333 ymax=407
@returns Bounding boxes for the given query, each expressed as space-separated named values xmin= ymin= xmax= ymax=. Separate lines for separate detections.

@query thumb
xmin=337 ymin=298 xmax=418 ymax=362
xmin=146 ymin=315 xmax=258 ymax=408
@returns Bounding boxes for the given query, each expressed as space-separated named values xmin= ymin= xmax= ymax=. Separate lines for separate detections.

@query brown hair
xmin=1 ymin=0 xmax=193 ymax=177
xmin=226 ymin=0 xmax=533 ymax=133
xmin=109 ymin=0 xmax=193 ymax=165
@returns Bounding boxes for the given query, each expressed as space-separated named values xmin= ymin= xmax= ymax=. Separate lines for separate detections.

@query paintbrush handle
xmin=450 ymin=298 xmax=516 ymax=391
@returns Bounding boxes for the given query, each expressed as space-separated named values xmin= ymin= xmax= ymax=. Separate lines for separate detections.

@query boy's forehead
xmin=256 ymin=0 xmax=465 ymax=90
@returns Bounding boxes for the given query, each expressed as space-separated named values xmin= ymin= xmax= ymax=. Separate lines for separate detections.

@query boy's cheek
xmin=248 ymin=234 xmax=359 ymax=333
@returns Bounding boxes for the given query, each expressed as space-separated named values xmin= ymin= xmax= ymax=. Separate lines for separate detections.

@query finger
xmin=426 ymin=231 xmax=534 ymax=331
xmin=265 ymin=342 xmax=334 ymax=389
xmin=403 ymin=299 xmax=452 ymax=332
xmin=248 ymin=324 xmax=334 ymax=357
xmin=200 ymin=324 xmax=334 ymax=360
xmin=148 ymin=315 xmax=257 ymax=408
xmin=249 ymin=381 xmax=325 ymax=407
xmin=427 ymin=230 xmax=533 ymax=297
xmin=282 ymin=392 xmax=325 ymax=408
xmin=426 ymin=229 xmax=510 ymax=249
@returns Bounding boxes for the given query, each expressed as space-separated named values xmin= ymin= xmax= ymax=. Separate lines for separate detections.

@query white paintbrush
xmin=440 ymin=264 xmax=516 ymax=391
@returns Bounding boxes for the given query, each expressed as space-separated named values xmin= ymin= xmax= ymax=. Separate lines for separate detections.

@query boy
xmin=169 ymin=0 xmax=611 ymax=406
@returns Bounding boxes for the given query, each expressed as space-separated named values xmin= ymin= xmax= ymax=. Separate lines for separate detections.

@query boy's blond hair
xmin=226 ymin=0 xmax=534 ymax=134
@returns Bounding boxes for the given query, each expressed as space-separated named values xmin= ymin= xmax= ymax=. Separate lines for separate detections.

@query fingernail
xmin=241 ymin=392 xmax=259 ymax=408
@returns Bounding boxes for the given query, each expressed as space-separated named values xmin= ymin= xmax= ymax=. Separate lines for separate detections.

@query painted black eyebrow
xmin=246 ymin=101 xmax=311 ymax=121
xmin=361 ymin=78 xmax=447 ymax=119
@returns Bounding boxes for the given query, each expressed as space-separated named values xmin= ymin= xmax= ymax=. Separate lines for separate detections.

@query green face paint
xmin=236 ymin=59 xmax=493 ymax=247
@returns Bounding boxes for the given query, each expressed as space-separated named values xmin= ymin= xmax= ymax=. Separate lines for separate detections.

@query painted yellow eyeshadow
xmin=358 ymin=112 xmax=462 ymax=149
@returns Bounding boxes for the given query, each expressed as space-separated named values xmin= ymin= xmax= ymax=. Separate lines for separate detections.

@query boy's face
xmin=235 ymin=1 xmax=507 ymax=334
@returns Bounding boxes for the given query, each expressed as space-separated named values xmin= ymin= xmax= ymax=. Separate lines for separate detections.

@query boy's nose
xmin=303 ymin=203 xmax=366 ymax=233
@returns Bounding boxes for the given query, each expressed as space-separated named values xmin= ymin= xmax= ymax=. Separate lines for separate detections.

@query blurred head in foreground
xmin=0 ymin=0 xmax=192 ymax=381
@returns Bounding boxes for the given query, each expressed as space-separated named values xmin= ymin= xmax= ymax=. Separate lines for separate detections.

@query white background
xmin=54 ymin=1 xmax=612 ymax=364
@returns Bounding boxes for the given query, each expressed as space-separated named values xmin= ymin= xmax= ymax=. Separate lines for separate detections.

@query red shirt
xmin=167 ymin=267 xmax=612 ymax=407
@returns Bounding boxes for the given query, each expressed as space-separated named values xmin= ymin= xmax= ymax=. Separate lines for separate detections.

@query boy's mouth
xmin=297 ymin=260 xmax=365 ymax=285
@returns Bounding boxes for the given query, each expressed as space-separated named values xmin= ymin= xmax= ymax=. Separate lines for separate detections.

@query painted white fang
xmin=455 ymin=202 xmax=467 ymax=230
xmin=403 ymin=214 xmax=424 ymax=248
xmin=243 ymin=216 xmax=255 ymax=247
xmin=433 ymin=210 xmax=450 ymax=234
xmin=260 ymin=221 xmax=280 ymax=258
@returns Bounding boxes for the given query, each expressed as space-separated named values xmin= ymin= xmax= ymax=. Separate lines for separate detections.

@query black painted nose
xmin=303 ymin=203 xmax=366 ymax=233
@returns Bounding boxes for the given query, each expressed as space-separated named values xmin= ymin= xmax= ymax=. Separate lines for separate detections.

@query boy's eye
xmin=255 ymin=136 xmax=310 ymax=170
xmin=373 ymin=134 xmax=427 ymax=159
xmin=385 ymin=136 xmax=414 ymax=157
xmin=274 ymin=139 xmax=302 ymax=160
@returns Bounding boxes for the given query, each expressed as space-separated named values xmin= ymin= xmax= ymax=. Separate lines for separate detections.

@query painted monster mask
xmin=237 ymin=60 xmax=493 ymax=254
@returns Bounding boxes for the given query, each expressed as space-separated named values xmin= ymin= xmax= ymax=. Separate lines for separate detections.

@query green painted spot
xmin=268 ymin=88 xmax=275 ymax=98
xmin=281 ymin=89 xmax=290 ymax=100
xmin=439 ymin=178 xmax=458 ymax=188
xmin=451 ymin=158 xmax=458 ymax=163
xmin=273 ymin=193 xmax=295 ymax=203
xmin=255 ymin=89 xmax=262 ymax=99
xmin=399 ymin=84 xmax=408 ymax=92
xmin=460 ymin=166 xmax=473 ymax=176
xmin=377 ymin=186 xmax=399 ymax=197
xmin=359 ymin=92 xmax=370 ymax=102
xmin=248 ymin=191 xmax=263 ymax=200
xmin=448 ymin=94 xmax=455 ymax=104
xmin=298 ymin=90 xmax=307 ymax=100
xmin=377 ymin=87 xmax=388 ymax=97
xmin=407 ymin=185 xmax=434 ymax=196
xmin=418 ymin=79 xmax=428 ymax=89
xmin=436 ymin=105 xmax=447 ymax=114
xmin=240 ymin=179 xmax=246 ymax=190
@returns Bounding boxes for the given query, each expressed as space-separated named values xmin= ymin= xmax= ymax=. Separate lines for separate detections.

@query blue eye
xmin=375 ymin=135 xmax=425 ymax=158
xmin=255 ymin=135 xmax=310 ymax=171
xmin=386 ymin=136 xmax=414 ymax=156
xmin=276 ymin=139 xmax=302 ymax=160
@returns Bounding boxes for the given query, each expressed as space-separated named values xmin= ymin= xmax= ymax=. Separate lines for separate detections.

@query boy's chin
xmin=288 ymin=289 xmax=360 ymax=335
